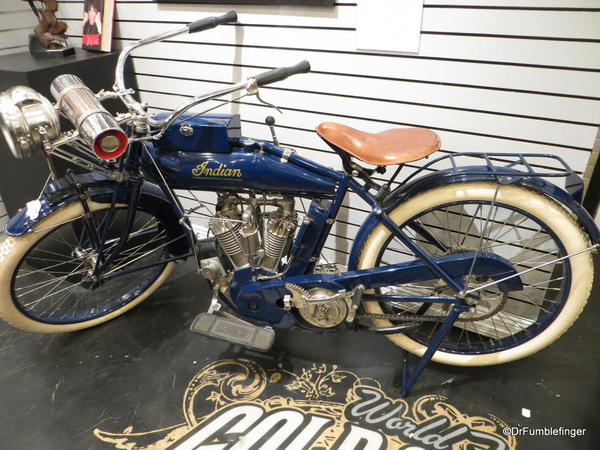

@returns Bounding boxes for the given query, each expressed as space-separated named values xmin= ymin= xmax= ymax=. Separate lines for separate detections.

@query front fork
xmin=68 ymin=139 xmax=157 ymax=283
xmin=67 ymin=169 xmax=144 ymax=284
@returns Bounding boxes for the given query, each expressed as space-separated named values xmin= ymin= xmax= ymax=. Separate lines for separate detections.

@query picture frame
xmin=154 ymin=1 xmax=335 ymax=6
xmin=82 ymin=0 xmax=116 ymax=52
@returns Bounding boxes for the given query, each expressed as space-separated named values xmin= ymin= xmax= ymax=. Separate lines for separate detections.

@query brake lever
xmin=247 ymin=81 xmax=282 ymax=115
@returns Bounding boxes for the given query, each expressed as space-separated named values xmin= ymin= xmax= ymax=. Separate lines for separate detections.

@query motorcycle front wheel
xmin=356 ymin=182 xmax=593 ymax=366
xmin=0 ymin=200 xmax=175 ymax=333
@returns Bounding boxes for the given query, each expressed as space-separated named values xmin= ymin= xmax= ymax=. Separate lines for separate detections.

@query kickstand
xmin=400 ymin=304 xmax=464 ymax=396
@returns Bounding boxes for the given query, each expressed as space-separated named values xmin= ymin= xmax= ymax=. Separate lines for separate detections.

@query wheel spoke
xmin=110 ymin=229 xmax=166 ymax=265
xmin=99 ymin=216 xmax=158 ymax=257
xmin=524 ymin=276 xmax=564 ymax=289
xmin=15 ymin=268 xmax=87 ymax=293
xmin=464 ymin=186 xmax=500 ymax=289
xmin=22 ymin=271 xmax=85 ymax=308
xmin=104 ymin=234 xmax=182 ymax=276
xmin=513 ymin=250 xmax=558 ymax=266
xmin=39 ymin=284 xmax=78 ymax=317
xmin=17 ymin=264 xmax=87 ymax=297
xmin=31 ymin=247 xmax=72 ymax=259
xmin=16 ymin=258 xmax=82 ymax=278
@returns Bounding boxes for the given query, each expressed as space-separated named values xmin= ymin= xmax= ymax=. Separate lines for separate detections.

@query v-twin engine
xmin=208 ymin=194 xmax=297 ymax=273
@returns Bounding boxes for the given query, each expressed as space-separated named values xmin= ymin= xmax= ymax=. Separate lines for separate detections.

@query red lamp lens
xmin=93 ymin=129 xmax=128 ymax=160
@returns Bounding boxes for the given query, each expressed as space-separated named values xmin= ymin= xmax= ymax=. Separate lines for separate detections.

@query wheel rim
xmin=373 ymin=199 xmax=571 ymax=355
xmin=10 ymin=207 xmax=174 ymax=324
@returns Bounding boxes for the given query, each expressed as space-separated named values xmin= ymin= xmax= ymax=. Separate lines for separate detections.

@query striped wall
xmin=0 ymin=194 xmax=6 ymax=231
xmin=47 ymin=0 xmax=600 ymax=262
xmin=0 ymin=0 xmax=37 ymax=56
xmin=0 ymin=0 xmax=35 ymax=229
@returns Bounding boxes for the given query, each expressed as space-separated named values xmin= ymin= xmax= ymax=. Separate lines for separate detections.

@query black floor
xmin=0 ymin=258 xmax=598 ymax=449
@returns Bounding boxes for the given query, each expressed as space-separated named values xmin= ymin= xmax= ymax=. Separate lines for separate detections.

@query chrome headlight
xmin=0 ymin=86 xmax=60 ymax=159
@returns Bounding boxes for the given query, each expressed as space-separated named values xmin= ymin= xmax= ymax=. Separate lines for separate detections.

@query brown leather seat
xmin=316 ymin=122 xmax=441 ymax=165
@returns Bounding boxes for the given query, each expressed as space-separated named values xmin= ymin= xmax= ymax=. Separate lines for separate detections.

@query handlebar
xmin=253 ymin=61 xmax=311 ymax=87
xmin=188 ymin=10 xmax=237 ymax=33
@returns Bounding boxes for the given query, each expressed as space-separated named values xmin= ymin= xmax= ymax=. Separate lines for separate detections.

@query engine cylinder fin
xmin=209 ymin=217 xmax=247 ymax=269
xmin=262 ymin=217 xmax=295 ymax=272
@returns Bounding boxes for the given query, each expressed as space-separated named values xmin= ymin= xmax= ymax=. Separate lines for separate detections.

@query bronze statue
xmin=23 ymin=0 xmax=74 ymax=55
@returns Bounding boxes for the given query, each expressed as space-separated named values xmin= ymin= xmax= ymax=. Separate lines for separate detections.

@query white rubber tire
xmin=357 ymin=182 xmax=593 ymax=366
xmin=0 ymin=201 xmax=175 ymax=333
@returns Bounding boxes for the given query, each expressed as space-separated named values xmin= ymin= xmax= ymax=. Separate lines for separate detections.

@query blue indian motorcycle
xmin=0 ymin=12 xmax=597 ymax=395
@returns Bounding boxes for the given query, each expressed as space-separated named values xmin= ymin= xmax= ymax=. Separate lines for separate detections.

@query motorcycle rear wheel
xmin=356 ymin=182 xmax=593 ymax=366
xmin=0 ymin=200 xmax=175 ymax=333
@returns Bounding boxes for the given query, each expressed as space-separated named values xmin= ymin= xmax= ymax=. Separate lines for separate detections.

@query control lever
xmin=265 ymin=116 xmax=280 ymax=147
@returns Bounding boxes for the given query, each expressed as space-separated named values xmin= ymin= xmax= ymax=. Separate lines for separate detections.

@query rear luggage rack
xmin=400 ymin=152 xmax=583 ymax=200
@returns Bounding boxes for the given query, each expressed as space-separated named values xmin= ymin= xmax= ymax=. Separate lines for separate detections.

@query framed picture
xmin=82 ymin=0 xmax=116 ymax=52
xmin=154 ymin=1 xmax=335 ymax=5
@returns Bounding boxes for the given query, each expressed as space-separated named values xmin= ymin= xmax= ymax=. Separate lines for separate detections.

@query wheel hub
xmin=437 ymin=278 xmax=507 ymax=322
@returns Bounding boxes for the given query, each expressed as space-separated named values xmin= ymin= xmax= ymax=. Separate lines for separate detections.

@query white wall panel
xmin=58 ymin=1 xmax=600 ymax=41
xmin=423 ymin=0 xmax=600 ymax=6
xmin=0 ymin=193 xmax=6 ymax=231
xmin=59 ymin=2 xmax=354 ymax=27
xmin=0 ymin=2 xmax=36 ymax=55
xmin=422 ymin=10 xmax=600 ymax=39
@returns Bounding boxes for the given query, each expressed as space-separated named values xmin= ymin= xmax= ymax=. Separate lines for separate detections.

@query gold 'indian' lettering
xmin=192 ymin=161 xmax=242 ymax=178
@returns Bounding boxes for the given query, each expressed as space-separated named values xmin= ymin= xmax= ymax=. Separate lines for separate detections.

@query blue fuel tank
xmin=153 ymin=112 xmax=241 ymax=153
xmin=143 ymin=115 xmax=338 ymax=197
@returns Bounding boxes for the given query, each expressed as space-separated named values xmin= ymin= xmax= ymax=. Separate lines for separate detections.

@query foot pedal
xmin=190 ymin=313 xmax=275 ymax=351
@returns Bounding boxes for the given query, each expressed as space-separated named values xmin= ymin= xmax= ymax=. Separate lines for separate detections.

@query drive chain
xmin=357 ymin=312 xmax=445 ymax=323
xmin=358 ymin=292 xmax=507 ymax=324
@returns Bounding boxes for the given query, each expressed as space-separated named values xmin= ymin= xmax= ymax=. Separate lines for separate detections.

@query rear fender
xmin=348 ymin=166 xmax=600 ymax=270
xmin=4 ymin=172 xmax=191 ymax=256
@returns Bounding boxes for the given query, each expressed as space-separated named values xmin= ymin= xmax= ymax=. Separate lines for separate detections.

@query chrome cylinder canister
xmin=50 ymin=74 xmax=128 ymax=159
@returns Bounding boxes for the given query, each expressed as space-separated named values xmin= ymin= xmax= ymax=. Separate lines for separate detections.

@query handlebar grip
xmin=188 ymin=10 xmax=237 ymax=34
xmin=253 ymin=60 xmax=311 ymax=87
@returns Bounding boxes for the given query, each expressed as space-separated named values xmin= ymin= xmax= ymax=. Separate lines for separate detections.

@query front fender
xmin=4 ymin=172 xmax=191 ymax=256
xmin=348 ymin=166 xmax=600 ymax=270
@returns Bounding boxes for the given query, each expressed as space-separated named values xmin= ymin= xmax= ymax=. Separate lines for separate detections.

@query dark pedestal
xmin=0 ymin=49 xmax=137 ymax=217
